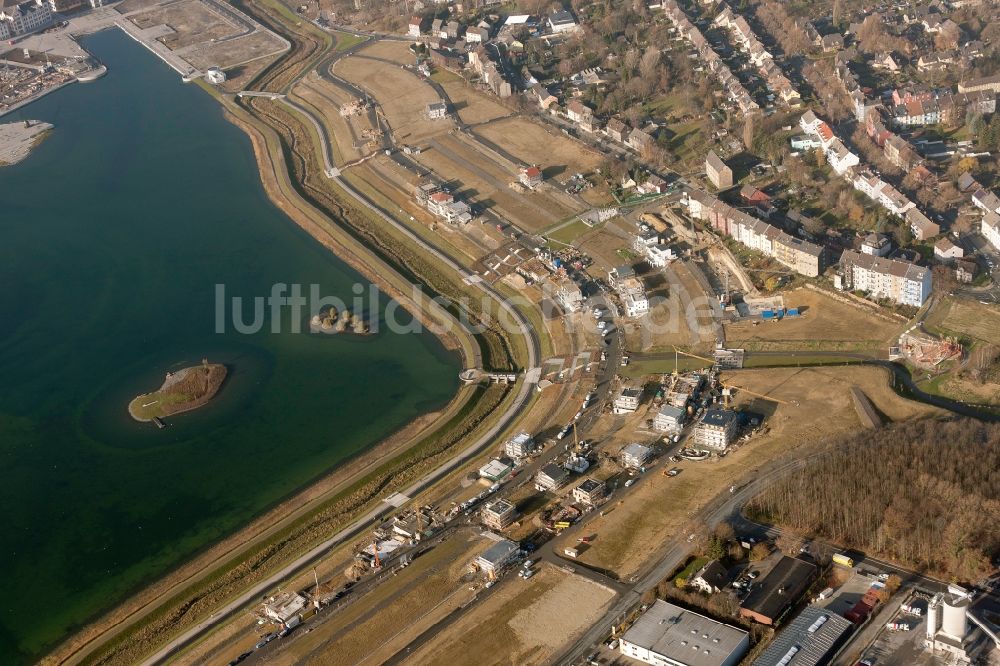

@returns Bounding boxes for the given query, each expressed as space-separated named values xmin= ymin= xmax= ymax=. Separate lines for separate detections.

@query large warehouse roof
xmin=753 ymin=606 xmax=853 ymax=666
xmin=621 ymin=600 xmax=749 ymax=666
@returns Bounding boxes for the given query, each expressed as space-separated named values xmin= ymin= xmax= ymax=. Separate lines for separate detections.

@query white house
xmin=982 ymin=212 xmax=1000 ymax=252
xmin=548 ymin=9 xmax=578 ymax=33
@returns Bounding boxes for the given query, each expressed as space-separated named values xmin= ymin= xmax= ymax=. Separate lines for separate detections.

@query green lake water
xmin=0 ymin=29 xmax=459 ymax=663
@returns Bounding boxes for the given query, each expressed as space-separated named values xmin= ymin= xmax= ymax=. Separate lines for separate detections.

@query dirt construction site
xmin=118 ymin=0 xmax=287 ymax=72
xmin=561 ymin=365 xmax=944 ymax=578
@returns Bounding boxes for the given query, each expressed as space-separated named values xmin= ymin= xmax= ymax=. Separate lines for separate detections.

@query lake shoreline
xmin=41 ymin=32 xmax=480 ymax=666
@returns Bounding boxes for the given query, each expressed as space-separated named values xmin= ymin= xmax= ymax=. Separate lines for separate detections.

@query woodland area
xmin=746 ymin=418 xmax=1000 ymax=583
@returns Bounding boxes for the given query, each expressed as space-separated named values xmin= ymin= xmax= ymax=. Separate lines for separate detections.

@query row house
xmin=663 ymin=0 xmax=758 ymax=114
xmin=983 ymin=212 xmax=1000 ymax=252
xmin=891 ymin=90 xmax=996 ymax=128
xmin=714 ymin=3 xmax=800 ymax=106
xmin=566 ymin=99 xmax=596 ymax=132
xmin=973 ymin=189 xmax=1000 ymax=215
xmin=799 ymin=110 xmax=859 ymax=175
xmin=838 ymin=250 xmax=932 ymax=307
xmin=685 ymin=190 xmax=824 ymax=276
xmin=958 ymin=74 xmax=1000 ymax=95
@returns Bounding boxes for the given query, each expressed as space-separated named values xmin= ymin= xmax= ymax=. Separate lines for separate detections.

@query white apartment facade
xmin=839 ymin=249 xmax=932 ymax=307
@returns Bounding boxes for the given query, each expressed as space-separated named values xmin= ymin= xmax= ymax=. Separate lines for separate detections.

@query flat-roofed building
xmin=693 ymin=409 xmax=739 ymax=450
xmin=614 ymin=387 xmax=642 ymax=414
xmin=572 ymin=477 xmax=606 ymax=506
xmin=620 ymin=600 xmax=750 ymax=666
xmin=481 ymin=498 xmax=518 ymax=530
xmin=479 ymin=458 xmax=513 ymax=482
xmin=504 ymin=432 xmax=535 ymax=458
xmin=752 ymin=606 xmax=853 ymax=666
xmin=621 ymin=442 xmax=652 ymax=469
xmin=654 ymin=404 xmax=686 ymax=434
xmin=535 ymin=463 xmax=570 ymax=492
xmin=474 ymin=537 xmax=520 ymax=576
xmin=740 ymin=556 xmax=817 ymax=625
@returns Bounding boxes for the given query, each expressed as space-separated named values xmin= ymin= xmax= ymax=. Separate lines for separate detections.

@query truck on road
xmin=833 ymin=553 xmax=855 ymax=568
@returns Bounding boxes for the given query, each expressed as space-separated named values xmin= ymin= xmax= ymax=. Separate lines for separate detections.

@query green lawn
xmin=673 ymin=556 xmax=709 ymax=586
xmin=332 ymin=30 xmax=366 ymax=52
xmin=546 ymin=219 xmax=593 ymax=246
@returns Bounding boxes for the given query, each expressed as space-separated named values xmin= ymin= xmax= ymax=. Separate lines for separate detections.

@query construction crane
xmin=720 ymin=381 xmax=797 ymax=406
xmin=670 ymin=346 xmax=716 ymax=373
xmin=372 ymin=539 xmax=381 ymax=568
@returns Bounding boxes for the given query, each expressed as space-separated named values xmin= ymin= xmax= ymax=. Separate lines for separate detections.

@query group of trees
xmin=747 ymin=418 xmax=1000 ymax=583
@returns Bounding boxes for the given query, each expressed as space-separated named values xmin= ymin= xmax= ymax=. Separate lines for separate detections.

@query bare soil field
xmin=432 ymin=71 xmax=511 ymax=125
xmin=567 ymin=224 xmax=629 ymax=272
xmin=565 ymin=365 xmax=943 ymax=577
xmin=403 ymin=564 xmax=616 ymax=666
xmin=129 ymin=1 xmax=240 ymax=50
xmin=358 ymin=39 xmax=416 ymax=65
xmin=474 ymin=117 xmax=603 ymax=179
xmin=336 ymin=56 xmax=450 ymax=143
xmin=185 ymin=31 xmax=288 ymax=70
xmin=216 ymin=58 xmax=272 ymax=93
xmin=115 ymin=0 xmax=167 ymax=14
xmin=292 ymin=75 xmax=371 ymax=164
xmin=412 ymin=133 xmax=573 ymax=232
xmin=724 ymin=287 xmax=902 ymax=351
xmin=925 ymin=297 xmax=1000 ymax=346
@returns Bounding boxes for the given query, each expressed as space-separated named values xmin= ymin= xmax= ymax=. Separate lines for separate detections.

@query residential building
xmin=646 ymin=244 xmax=676 ymax=268
xmin=0 ymin=0 xmax=51 ymax=37
xmin=981 ymin=211 xmax=1000 ymax=252
xmin=693 ymin=408 xmax=739 ymax=450
xmin=519 ymin=165 xmax=543 ymax=189
xmin=622 ymin=286 xmax=650 ymax=317
xmin=973 ymin=189 xmax=1000 ymax=215
xmin=740 ymin=556 xmax=818 ymax=625
xmin=480 ymin=498 xmax=518 ymax=530
xmin=553 ymin=277 xmax=585 ymax=312
xmin=861 ymin=232 xmax=892 ymax=257
xmin=685 ymin=190 xmax=823 ymax=277
xmin=823 ymin=138 xmax=859 ymax=175
xmin=534 ymin=463 xmax=569 ymax=491
xmin=839 ymin=249 xmax=932 ymax=307
xmin=606 ymin=117 xmax=629 ymax=143
xmin=548 ymin=9 xmax=578 ymax=33
xmin=478 ymin=458 xmax=513 ymax=482
xmin=619 ymin=600 xmax=750 ymax=666
xmin=504 ymin=431 xmax=535 ymax=458
xmin=531 ymin=83 xmax=557 ymax=109
xmin=705 ymin=150 xmax=733 ymax=189
xmin=653 ymin=404 xmax=685 ymax=434
xmin=572 ymin=478 xmax=606 ymax=506
xmin=958 ymin=74 xmax=1000 ymax=95
xmin=426 ymin=101 xmax=448 ymax=119
xmin=566 ymin=99 xmax=592 ymax=124
xmin=934 ymin=237 xmax=963 ymax=261
xmin=753 ymin=606 xmax=854 ymax=666
xmin=955 ymin=259 xmax=977 ymax=284
xmin=621 ymin=442 xmax=652 ymax=469
xmin=821 ymin=33 xmax=844 ymax=51
xmin=690 ymin=559 xmax=729 ymax=594
xmin=906 ymin=208 xmax=939 ymax=241
xmin=613 ymin=387 xmax=642 ymax=414
xmin=408 ymin=16 xmax=423 ymax=37
xmin=474 ymin=538 xmax=520 ymax=576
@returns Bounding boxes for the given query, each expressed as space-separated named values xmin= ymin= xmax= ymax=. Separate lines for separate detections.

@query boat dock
xmin=151 ymin=416 xmax=166 ymax=429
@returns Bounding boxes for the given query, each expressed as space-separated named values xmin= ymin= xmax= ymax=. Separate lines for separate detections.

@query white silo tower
xmin=926 ymin=596 xmax=941 ymax=640
xmin=942 ymin=593 xmax=970 ymax=640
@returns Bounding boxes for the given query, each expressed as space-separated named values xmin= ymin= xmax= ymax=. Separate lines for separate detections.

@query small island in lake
xmin=128 ymin=360 xmax=227 ymax=423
